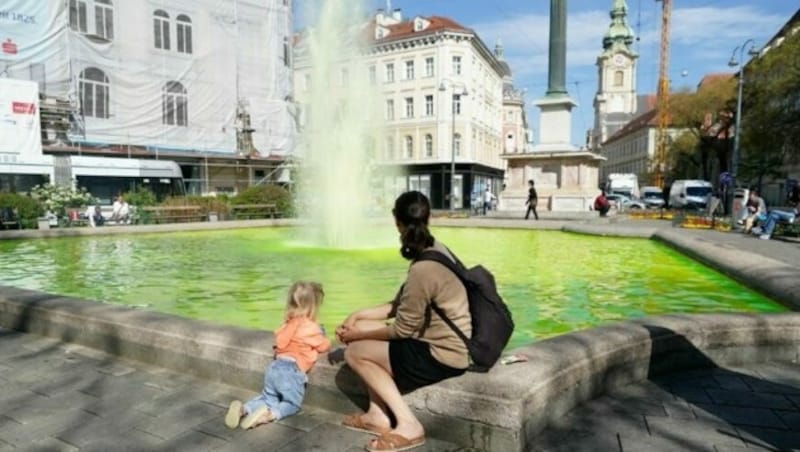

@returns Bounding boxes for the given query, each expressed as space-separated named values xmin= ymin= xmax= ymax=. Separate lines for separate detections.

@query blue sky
xmin=298 ymin=1 xmax=798 ymax=146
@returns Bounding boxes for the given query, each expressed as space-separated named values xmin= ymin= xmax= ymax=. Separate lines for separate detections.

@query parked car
xmin=669 ymin=180 xmax=713 ymax=210
xmin=607 ymin=194 xmax=646 ymax=210
xmin=641 ymin=186 xmax=666 ymax=209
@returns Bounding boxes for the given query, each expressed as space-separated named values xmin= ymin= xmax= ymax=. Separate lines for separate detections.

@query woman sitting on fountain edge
xmin=336 ymin=191 xmax=471 ymax=452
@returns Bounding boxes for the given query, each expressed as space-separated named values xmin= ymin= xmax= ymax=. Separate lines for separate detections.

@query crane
xmin=654 ymin=0 xmax=672 ymax=188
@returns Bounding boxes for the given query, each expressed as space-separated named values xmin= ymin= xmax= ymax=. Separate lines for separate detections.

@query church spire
xmin=602 ymin=0 xmax=636 ymax=54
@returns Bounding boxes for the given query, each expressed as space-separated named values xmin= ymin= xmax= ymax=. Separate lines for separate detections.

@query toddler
xmin=225 ymin=281 xmax=331 ymax=429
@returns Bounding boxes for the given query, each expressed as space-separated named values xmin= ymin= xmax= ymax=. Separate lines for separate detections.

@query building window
xmin=385 ymin=63 xmax=394 ymax=83
xmin=385 ymin=136 xmax=394 ymax=160
xmin=404 ymin=97 xmax=414 ymax=118
xmin=369 ymin=65 xmax=376 ymax=84
xmin=386 ymin=99 xmax=394 ymax=120
xmin=405 ymin=60 xmax=414 ymax=80
xmin=454 ymin=133 xmax=462 ymax=156
xmin=69 ymin=0 xmax=88 ymax=33
xmin=404 ymin=136 xmax=413 ymax=159
xmin=176 ymin=14 xmax=193 ymax=54
xmin=79 ymin=67 xmax=109 ymax=119
xmin=153 ymin=10 xmax=170 ymax=50
xmin=94 ymin=0 xmax=113 ymax=40
xmin=425 ymin=57 xmax=434 ymax=77
xmin=614 ymin=70 xmax=623 ymax=86
xmin=162 ymin=81 xmax=188 ymax=126
xmin=452 ymin=56 xmax=462 ymax=75
xmin=425 ymin=134 xmax=433 ymax=157
xmin=453 ymin=94 xmax=462 ymax=115
xmin=425 ymin=95 xmax=434 ymax=116
xmin=283 ymin=37 xmax=290 ymax=66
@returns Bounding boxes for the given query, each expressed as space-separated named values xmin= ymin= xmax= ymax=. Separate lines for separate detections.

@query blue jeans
xmin=762 ymin=210 xmax=797 ymax=236
xmin=244 ymin=358 xmax=306 ymax=420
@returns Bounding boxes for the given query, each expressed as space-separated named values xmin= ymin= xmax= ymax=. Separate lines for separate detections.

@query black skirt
xmin=389 ymin=338 xmax=467 ymax=393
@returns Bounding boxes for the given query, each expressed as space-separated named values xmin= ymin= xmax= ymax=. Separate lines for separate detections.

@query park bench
xmin=139 ymin=206 xmax=205 ymax=224
xmin=0 ymin=207 xmax=20 ymax=230
xmin=230 ymin=203 xmax=278 ymax=220
xmin=65 ymin=207 xmax=89 ymax=227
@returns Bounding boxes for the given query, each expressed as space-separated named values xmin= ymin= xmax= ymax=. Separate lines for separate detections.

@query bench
xmin=774 ymin=218 xmax=800 ymax=238
xmin=139 ymin=206 xmax=205 ymax=224
xmin=230 ymin=203 xmax=278 ymax=220
xmin=0 ymin=207 xmax=20 ymax=230
xmin=65 ymin=207 xmax=90 ymax=227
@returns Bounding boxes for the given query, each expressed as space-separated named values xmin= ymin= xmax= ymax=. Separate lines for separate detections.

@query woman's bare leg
xmin=348 ymin=320 xmax=392 ymax=428
xmin=345 ymin=340 xmax=424 ymax=442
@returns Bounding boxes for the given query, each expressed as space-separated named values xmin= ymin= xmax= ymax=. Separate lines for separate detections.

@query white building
xmin=0 ymin=0 xmax=294 ymax=195
xmin=293 ymin=8 xmax=509 ymax=210
xmin=591 ymin=0 xmax=638 ymax=152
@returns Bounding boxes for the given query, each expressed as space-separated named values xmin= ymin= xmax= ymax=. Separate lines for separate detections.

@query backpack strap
xmin=416 ymin=250 xmax=471 ymax=348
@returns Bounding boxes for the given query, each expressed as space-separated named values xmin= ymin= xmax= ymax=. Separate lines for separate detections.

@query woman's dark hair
xmin=393 ymin=191 xmax=435 ymax=260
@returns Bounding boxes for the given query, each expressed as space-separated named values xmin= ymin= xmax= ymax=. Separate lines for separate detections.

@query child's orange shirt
xmin=274 ymin=317 xmax=331 ymax=373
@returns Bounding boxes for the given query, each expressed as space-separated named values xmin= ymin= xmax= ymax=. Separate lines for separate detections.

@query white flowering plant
xmin=31 ymin=183 xmax=95 ymax=217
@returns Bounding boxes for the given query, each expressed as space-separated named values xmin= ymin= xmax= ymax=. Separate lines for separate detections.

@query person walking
xmin=482 ymin=187 xmax=496 ymax=216
xmin=525 ymin=180 xmax=539 ymax=220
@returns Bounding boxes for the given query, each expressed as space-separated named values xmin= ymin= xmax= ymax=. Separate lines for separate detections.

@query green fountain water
xmin=298 ymin=0 xmax=391 ymax=248
xmin=0 ymin=228 xmax=785 ymax=349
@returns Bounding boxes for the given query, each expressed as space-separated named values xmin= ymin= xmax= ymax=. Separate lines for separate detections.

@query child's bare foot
xmin=240 ymin=407 xmax=276 ymax=430
xmin=225 ymin=400 xmax=243 ymax=429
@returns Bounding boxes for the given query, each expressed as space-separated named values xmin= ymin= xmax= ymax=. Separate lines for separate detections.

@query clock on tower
xmin=613 ymin=53 xmax=626 ymax=67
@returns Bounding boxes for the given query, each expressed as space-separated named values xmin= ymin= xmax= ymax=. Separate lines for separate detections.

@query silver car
xmin=607 ymin=194 xmax=646 ymax=210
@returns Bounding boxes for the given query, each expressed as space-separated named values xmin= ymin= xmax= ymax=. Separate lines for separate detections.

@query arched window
xmin=405 ymin=136 xmax=413 ymax=159
xmin=162 ymin=81 xmax=188 ymax=126
xmin=424 ymin=134 xmax=433 ymax=157
xmin=79 ymin=67 xmax=109 ymax=119
xmin=94 ymin=0 xmax=113 ymax=40
xmin=613 ymin=70 xmax=624 ymax=86
xmin=153 ymin=10 xmax=170 ymax=50
xmin=453 ymin=133 xmax=462 ymax=156
xmin=385 ymin=136 xmax=394 ymax=160
xmin=176 ymin=14 xmax=193 ymax=54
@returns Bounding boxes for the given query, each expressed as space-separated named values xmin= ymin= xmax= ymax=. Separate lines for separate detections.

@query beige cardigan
xmin=388 ymin=241 xmax=472 ymax=369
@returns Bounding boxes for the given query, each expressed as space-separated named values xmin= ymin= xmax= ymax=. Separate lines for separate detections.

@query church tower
xmin=591 ymin=0 xmax=638 ymax=151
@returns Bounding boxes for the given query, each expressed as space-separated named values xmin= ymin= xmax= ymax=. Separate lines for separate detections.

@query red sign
xmin=12 ymin=102 xmax=36 ymax=114
xmin=2 ymin=39 xmax=17 ymax=55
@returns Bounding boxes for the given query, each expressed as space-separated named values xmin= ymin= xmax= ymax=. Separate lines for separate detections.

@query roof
xmin=603 ymin=108 xmax=658 ymax=145
xmin=369 ymin=16 xmax=472 ymax=44
xmin=697 ymin=72 xmax=734 ymax=91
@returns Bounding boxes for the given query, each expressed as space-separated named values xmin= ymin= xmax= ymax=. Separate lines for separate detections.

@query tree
xmin=667 ymin=76 xmax=737 ymax=181
xmin=740 ymin=30 xmax=800 ymax=189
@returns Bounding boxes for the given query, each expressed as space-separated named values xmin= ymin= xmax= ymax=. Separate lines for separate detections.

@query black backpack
xmin=416 ymin=250 xmax=514 ymax=372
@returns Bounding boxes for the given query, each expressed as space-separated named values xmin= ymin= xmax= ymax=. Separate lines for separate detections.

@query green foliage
xmin=741 ymin=31 xmax=800 ymax=184
xmin=0 ymin=192 xmax=44 ymax=227
xmin=160 ymin=195 xmax=231 ymax=217
xmin=123 ymin=187 xmax=158 ymax=207
xmin=30 ymin=184 xmax=94 ymax=217
xmin=232 ymin=184 xmax=294 ymax=216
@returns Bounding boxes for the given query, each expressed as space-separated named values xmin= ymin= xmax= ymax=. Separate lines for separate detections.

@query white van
xmin=669 ymin=180 xmax=713 ymax=210
xmin=641 ymin=186 xmax=665 ymax=209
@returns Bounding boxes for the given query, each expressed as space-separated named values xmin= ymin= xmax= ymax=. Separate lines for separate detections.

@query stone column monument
xmin=499 ymin=0 xmax=604 ymax=213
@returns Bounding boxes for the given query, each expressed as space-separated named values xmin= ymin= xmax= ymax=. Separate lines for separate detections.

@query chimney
xmin=376 ymin=8 xmax=385 ymax=24
xmin=392 ymin=8 xmax=402 ymax=22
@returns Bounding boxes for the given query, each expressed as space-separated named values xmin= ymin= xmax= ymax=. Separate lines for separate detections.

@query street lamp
xmin=727 ymin=39 xmax=759 ymax=198
xmin=439 ymin=80 xmax=469 ymax=211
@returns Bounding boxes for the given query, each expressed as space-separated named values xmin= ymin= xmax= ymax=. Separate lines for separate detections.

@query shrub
xmin=123 ymin=187 xmax=158 ymax=207
xmin=232 ymin=185 xmax=294 ymax=216
xmin=0 ymin=192 xmax=45 ymax=228
xmin=30 ymin=184 xmax=94 ymax=218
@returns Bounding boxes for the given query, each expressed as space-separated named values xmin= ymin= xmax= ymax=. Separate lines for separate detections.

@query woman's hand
xmin=336 ymin=325 xmax=362 ymax=344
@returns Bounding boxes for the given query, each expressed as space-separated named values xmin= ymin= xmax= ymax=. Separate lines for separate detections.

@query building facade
xmin=591 ymin=0 xmax=638 ymax=152
xmin=1 ymin=0 xmax=295 ymax=195
xmin=293 ymin=9 xmax=509 ymax=209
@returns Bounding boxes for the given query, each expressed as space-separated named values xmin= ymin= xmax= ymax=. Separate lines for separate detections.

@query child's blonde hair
xmin=285 ymin=281 xmax=325 ymax=320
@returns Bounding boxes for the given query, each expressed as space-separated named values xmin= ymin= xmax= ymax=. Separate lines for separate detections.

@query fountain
xmin=297 ymin=0 xmax=391 ymax=249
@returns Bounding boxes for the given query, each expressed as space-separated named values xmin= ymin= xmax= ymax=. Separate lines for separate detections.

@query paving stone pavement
xmin=2 ymin=328 xmax=798 ymax=451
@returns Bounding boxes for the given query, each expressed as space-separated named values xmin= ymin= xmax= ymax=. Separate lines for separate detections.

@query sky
xmin=297 ymin=0 xmax=799 ymax=146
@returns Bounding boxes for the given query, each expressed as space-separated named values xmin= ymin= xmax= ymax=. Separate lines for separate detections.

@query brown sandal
xmin=366 ymin=432 xmax=426 ymax=452
xmin=341 ymin=414 xmax=391 ymax=436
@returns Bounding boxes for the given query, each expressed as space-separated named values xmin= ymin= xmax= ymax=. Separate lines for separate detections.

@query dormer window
xmin=413 ymin=17 xmax=430 ymax=32
xmin=375 ymin=25 xmax=389 ymax=40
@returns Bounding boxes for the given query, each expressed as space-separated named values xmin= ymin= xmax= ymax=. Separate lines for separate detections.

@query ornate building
xmin=591 ymin=0 xmax=638 ymax=152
